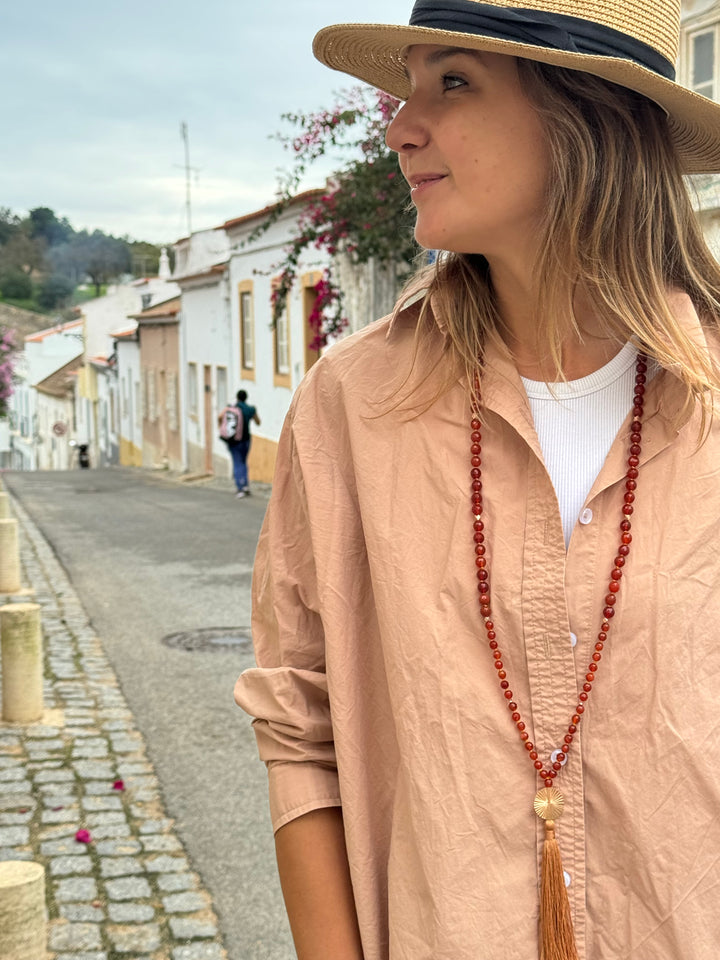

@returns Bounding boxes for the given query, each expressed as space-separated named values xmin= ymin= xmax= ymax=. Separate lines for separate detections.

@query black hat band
xmin=409 ymin=0 xmax=676 ymax=80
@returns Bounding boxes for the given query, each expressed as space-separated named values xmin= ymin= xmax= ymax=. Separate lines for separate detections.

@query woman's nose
xmin=385 ymin=98 xmax=430 ymax=154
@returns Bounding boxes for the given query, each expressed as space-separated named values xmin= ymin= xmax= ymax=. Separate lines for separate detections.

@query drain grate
xmin=162 ymin=627 xmax=253 ymax=653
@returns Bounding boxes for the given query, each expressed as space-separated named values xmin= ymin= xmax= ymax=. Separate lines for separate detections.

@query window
xmin=273 ymin=278 xmax=291 ymax=388
xmin=692 ymin=29 xmax=716 ymax=98
xmin=187 ymin=362 xmax=198 ymax=417
xmin=167 ymin=373 xmax=179 ymax=432
xmin=302 ymin=271 xmax=323 ymax=374
xmin=239 ymin=282 xmax=255 ymax=378
xmin=685 ymin=22 xmax=720 ymax=101
xmin=275 ymin=309 xmax=290 ymax=376
xmin=148 ymin=369 xmax=157 ymax=422
xmin=216 ymin=366 xmax=228 ymax=411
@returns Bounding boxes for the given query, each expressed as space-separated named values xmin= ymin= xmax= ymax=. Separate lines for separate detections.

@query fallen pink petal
xmin=52 ymin=806 xmax=64 ymax=812
xmin=75 ymin=829 xmax=91 ymax=844
xmin=112 ymin=780 xmax=125 ymax=791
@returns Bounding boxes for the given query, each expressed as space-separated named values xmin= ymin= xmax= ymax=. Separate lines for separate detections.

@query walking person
xmin=218 ymin=390 xmax=260 ymax=498
xmin=235 ymin=2 xmax=720 ymax=958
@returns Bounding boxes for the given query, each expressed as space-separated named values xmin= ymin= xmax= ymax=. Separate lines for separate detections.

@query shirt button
xmin=579 ymin=508 xmax=593 ymax=525
xmin=564 ymin=871 xmax=571 ymax=888
xmin=570 ymin=632 xmax=577 ymax=648
xmin=551 ymin=749 xmax=568 ymax=766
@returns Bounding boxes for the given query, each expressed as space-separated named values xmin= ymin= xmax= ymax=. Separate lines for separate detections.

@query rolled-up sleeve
xmin=234 ymin=390 xmax=342 ymax=832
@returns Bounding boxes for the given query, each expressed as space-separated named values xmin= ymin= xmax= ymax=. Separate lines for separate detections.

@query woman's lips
xmin=409 ymin=173 xmax=447 ymax=198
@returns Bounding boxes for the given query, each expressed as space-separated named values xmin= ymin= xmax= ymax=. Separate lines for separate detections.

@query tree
xmin=0 ymin=270 xmax=33 ymax=300
xmin=28 ymin=207 xmax=73 ymax=247
xmin=0 ymin=328 xmax=17 ymax=419
xmin=37 ymin=274 xmax=74 ymax=309
xmin=72 ymin=230 xmax=131 ymax=295
xmin=254 ymin=87 xmax=417 ymax=348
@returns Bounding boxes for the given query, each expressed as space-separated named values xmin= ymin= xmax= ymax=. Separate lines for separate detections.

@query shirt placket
xmin=520 ymin=447 xmax=589 ymax=960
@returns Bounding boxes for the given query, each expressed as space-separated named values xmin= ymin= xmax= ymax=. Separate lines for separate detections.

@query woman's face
xmin=386 ymin=46 xmax=550 ymax=262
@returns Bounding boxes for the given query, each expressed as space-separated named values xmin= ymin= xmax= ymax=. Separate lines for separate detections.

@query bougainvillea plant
xmin=0 ymin=328 xmax=17 ymax=419
xmin=255 ymin=87 xmax=418 ymax=348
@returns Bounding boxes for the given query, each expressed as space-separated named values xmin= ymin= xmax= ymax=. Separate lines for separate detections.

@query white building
xmin=681 ymin=1 xmax=720 ymax=252
xmin=6 ymin=318 xmax=84 ymax=470
xmin=77 ymin=256 xmax=179 ymax=468
xmin=35 ymin=355 xmax=83 ymax=470
xmin=172 ymin=227 xmax=230 ymax=476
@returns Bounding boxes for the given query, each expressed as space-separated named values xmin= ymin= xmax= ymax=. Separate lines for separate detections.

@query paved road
xmin=3 ymin=467 xmax=294 ymax=960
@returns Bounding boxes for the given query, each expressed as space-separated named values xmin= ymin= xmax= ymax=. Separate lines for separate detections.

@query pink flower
xmin=112 ymin=780 xmax=125 ymax=791
xmin=75 ymin=829 xmax=92 ymax=844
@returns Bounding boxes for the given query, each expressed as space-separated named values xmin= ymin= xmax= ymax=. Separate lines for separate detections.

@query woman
xmin=235 ymin=1 xmax=720 ymax=958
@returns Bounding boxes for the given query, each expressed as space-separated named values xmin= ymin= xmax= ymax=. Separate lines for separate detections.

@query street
xmin=3 ymin=467 xmax=293 ymax=960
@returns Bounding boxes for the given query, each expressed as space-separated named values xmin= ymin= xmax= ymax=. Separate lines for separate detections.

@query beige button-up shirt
xmin=235 ymin=291 xmax=720 ymax=960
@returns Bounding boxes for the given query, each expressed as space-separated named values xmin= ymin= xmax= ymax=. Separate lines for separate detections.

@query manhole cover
xmin=162 ymin=627 xmax=253 ymax=653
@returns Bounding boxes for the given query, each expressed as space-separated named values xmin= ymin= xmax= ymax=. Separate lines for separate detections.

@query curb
xmin=0 ymin=491 xmax=229 ymax=959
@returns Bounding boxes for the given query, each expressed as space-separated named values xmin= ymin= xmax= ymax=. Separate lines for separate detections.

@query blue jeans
xmin=229 ymin=440 xmax=250 ymax=490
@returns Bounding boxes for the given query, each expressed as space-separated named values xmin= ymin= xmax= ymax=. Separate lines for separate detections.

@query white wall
xmin=226 ymin=209 xmax=331 ymax=449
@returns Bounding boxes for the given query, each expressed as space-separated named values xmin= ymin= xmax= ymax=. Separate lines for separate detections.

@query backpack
xmin=219 ymin=404 xmax=243 ymax=444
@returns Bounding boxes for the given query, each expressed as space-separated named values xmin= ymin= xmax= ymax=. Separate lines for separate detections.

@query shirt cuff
xmin=267 ymin=760 xmax=342 ymax=833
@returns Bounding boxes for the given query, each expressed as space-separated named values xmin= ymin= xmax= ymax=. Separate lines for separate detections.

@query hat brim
xmin=313 ymin=22 xmax=720 ymax=174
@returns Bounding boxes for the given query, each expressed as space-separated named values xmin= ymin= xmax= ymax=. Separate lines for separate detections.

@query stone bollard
xmin=0 ymin=861 xmax=47 ymax=959
xmin=0 ymin=519 xmax=21 ymax=594
xmin=0 ymin=493 xmax=9 ymax=519
xmin=0 ymin=603 xmax=43 ymax=723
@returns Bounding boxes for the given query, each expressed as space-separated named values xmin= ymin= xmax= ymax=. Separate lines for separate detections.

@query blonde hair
xmin=398 ymin=59 xmax=720 ymax=419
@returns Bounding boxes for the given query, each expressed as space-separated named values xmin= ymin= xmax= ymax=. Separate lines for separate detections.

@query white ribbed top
xmin=521 ymin=343 xmax=648 ymax=547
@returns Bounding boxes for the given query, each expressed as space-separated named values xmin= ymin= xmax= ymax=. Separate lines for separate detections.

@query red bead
xmin=576 ymin=705 xmax=585 ymax=714
xmin=494 ymin=661 xmax=504 ymax=670
xmin=564 ymin=735 xmax=573 ymax=744
xmin=552 ymin=761 xmax=562 ymax=771
xmin=621 ymin=533 xmax=632 ymax=544
xmin=504 ymin=690 xmax=514 ymax=700
xmin=595 ymin=642 xmax=604 ymax=651
xmin=485 ymin=620 xmax=493 ymax=630
xmin=509 ymin=705 xmax=518 ymax=714
xmin=497 ymin=670 xmax=506 ymax=680
xmin=529 ymin=750 xmax=538 ymax=760
xmin=603 ymin=607 xmax=615 ymax=618
xmin=588 ymin=663 xmax=598 ymax=672
xmin=487 ymin=630 xmax=496 ymax=640
xmin=622 ymin=504 xmax=634 ymax=516
xmin=561 ymin=744 xmax=570 ymax=753
xmin=500 ymin=680 xmax=509 ymax=688
xmin=471 ymin=456 xmax=481 ymax=467
xmin=608 ymin=581 xmax=620 ymax=593
xmin=568 ymin=725 xmax=577 ymax=734
xmin=534 ymin=760 xmax=543 ymax=770
xmin=471 ymin=431 xmax=481 ymax=442
xmin=579 ymin=692 xmax=588 ymax=701
xmin=605 ymin=594 xmax=616 ymax=605
xmin=572 ymin=715 xmax=581 ymax=725
xmin=545 ymin=779 xmax=553 ymax=787
xmin=592 ymin=653 xmax=601 ymax=662
xmin=585 ymin=674 xmax=595 ymax=683
xmin=627 ymin=468 xmax=638 ymax=480
xmin=471 ymin=443 xmax=481 ymax=455
xmin=628 ymin=455 xmax=639 ymax=467
xmin=583 ymin=683 xmax=592 ymax=692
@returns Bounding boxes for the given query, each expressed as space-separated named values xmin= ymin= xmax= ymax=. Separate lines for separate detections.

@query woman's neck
xmin=491 ymin=263 xmax=624 ymax=381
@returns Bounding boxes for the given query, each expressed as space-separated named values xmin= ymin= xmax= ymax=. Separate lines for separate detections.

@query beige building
xmin=132 ymin=297 xmax=182 ymax=472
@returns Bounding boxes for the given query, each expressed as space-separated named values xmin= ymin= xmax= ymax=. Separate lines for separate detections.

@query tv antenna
xmin=179 ymin=122 xmax=198 ymax=236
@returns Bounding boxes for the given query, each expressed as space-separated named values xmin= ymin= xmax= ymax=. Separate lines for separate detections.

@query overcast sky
xmin=3 ymin=0 xmax=412 ymax=245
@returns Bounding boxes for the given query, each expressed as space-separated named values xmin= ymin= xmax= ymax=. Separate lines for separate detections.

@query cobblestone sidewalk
xmin=0 ymin=491 xmax=228 ymax=960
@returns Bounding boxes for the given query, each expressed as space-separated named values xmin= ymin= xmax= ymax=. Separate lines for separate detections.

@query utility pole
xmin=180 ymin=121 xmax=192 ymax=236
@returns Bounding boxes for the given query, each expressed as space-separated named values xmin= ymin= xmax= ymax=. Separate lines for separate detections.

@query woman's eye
xmin=442 ymin=73 xmax=466 ymax=91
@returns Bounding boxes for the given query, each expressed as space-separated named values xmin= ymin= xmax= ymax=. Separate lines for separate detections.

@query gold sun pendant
xmin=534 ymin=786 xmax=565 ymax=821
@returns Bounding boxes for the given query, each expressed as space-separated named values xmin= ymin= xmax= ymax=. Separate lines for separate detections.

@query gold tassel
xmin=539 ymin=820 xmax=579 ymax=960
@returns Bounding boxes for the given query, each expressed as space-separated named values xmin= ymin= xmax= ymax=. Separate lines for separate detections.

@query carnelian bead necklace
xmin=470 ymin=354 xmax=647 ymax=811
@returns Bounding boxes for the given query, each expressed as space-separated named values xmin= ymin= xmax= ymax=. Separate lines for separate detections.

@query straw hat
xmin=313 ymin=0 xmax=720 ymax=173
